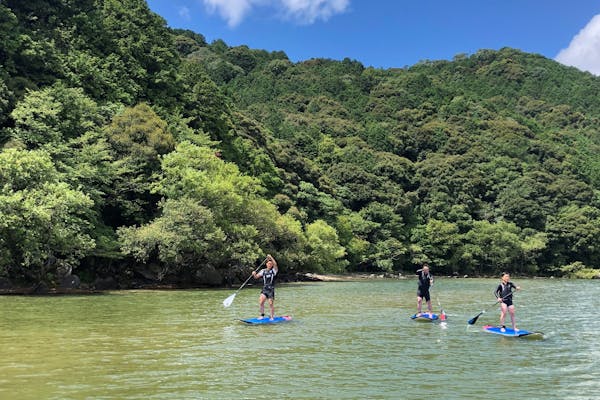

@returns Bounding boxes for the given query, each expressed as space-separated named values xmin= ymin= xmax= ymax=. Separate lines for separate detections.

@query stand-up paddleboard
xmin=240 ymin=315 xmax=292 ymax=325
xmin=411 ymin=313 xmax=439 ymax=322
xmin=482 ymin=325 xmax=544 ymax=339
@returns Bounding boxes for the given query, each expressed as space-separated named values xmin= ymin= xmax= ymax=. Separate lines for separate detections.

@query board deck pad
xmin=483 ymin=325 xmax=544 ymax=339
xmin=240 ymin=315 xmax=292 ymax=325
xmin=411 ymin=313 xmax=439 ymax=322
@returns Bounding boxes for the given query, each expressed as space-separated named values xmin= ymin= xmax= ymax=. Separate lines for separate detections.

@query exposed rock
xmin=297 ymin=273 xmax=324 ymax=281
xmin=195 ymin=265 xmax=223 ymax=286
xmin=93 ymin=276 xmax=118 ymax=290
xmin=32 ymin=282 xmax=49 ymax=294
xmin=60 ymin=274 xmax=81 ymax=289
xmin=134 ymin=263 xmax=164 ymax=281
xmin=0 ymin=278 xmax=12 ymax=289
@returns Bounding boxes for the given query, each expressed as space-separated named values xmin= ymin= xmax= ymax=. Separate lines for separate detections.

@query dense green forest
xmin=1 ymin=0 xmax=599 ymax=291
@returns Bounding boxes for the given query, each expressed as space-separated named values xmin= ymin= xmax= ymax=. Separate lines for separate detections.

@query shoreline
xmin=0 ymin=272 xmax=588 ymax=296
xmin=300 ymin=272 xmax=402 ymax=281
xmin=297 ymin=272 xmax=564 ymax=282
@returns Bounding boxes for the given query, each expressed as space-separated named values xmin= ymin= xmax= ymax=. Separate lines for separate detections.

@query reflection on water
xmin=0 ymin=279 xmax=598 ymax=399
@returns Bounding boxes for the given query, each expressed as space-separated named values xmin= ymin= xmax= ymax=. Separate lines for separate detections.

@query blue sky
xmin=146 ymin=0 xmax=600 ymax=74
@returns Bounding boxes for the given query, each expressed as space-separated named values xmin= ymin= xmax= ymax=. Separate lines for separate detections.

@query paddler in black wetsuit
xmin=494 ymin=272 xmax=521 ymax=332
xmin=416 ymin=263 xmax=434 ymax=316
xmin=252 ymin=254 xmax=278 ymax=320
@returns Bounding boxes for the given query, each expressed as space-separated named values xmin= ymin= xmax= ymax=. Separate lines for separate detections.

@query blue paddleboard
xmin=482 ymin=325 xmax=544 ymax=339
xmin=411 ymin=313 xmax=439 ymax=322
xmin=240 ymin=315 xmax=292 ymax=325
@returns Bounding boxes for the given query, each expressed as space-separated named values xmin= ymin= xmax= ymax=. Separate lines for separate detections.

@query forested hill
xmin=1 ymin=1 xmax=599 ymax=291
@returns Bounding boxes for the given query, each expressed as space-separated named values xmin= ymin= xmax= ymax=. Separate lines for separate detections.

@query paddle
xmin=467 ymin=290 xmax=514 ymax=325
xmin=222 ymin=257 xmax=268 ymax=308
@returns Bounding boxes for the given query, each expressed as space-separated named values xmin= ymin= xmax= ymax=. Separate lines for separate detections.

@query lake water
xmin=0 ymin=278 xmax=598 ymax=399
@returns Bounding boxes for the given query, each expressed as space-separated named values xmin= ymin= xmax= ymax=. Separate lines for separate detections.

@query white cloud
xmin=203 ymin=0 xmax=254 ymax=27
xmin=178 ymin=6 xmax=191 ymax=21
xmin=555 ymin=14 xmax=600 ymax=75
xmin=202 ymin=0 xmax=349 ymax=27
xmin=280 ymin=0 xmax=350 ymax=24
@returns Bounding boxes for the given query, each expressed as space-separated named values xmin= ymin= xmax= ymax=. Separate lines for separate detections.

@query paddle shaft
xmin=487 ymin=289 xmax=517 ymax=310
xmin=222 ymin=257 xmax=269 ymax=307
xmin=235 ymin=256 xmax=268 ymax=294
xmin=468 ymin=290 xmax=516 ymax=324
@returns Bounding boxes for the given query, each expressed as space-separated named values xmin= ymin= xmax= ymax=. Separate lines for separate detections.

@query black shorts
xmin=261 ymin=286 xmax=275 ymax=299
xmin=502 ymin=298 xmax=513 ymax=307
xmin=417 ymin=289 xmax=430 ymax=301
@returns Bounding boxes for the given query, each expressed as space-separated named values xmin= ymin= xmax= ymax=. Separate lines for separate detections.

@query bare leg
xmin=508 ymin=305 xmax=517 ymax=331
xmin=417 ymin=296 xmax=423 ymax=315
xmin=259 ymin=293 xmax=266 ymax=318
xmin=426 ymin=299 xmax=432 ymax=314
xmin=268 ymin=298 xmax=274 ymax=319
xmin=499 ymin=303 xmax=508 ymax=329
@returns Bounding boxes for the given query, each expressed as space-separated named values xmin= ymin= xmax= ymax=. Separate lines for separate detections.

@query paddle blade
xmin=467 ymin=312 xmax=483 ymax=325
xmin=222 ymin=293 xmax=236 ymax=308
xmin=440 ymin=310 xmax=447 ymax=321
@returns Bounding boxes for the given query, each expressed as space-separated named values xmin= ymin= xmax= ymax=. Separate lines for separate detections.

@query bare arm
xmin=268 ymin=254 xmax=278 ymax=274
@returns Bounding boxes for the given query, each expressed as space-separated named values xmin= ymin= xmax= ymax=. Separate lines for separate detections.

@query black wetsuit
xmin=259 ymin=268 xmax=277 ymax=299
xmin=494 ymin=281 xmax=517 ymax=306
xmin=416 ymin=270 xmax=433 ymax=301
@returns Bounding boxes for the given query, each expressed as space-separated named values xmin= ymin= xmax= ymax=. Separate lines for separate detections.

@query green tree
xmin=0 ymin=3 xmax=20 ymax=74
xmin=104 ymin=103 xmax=175 ymax=225
xmin=0 ymin=149 xmax=95 ymax=286
xmin=411 ymin=219 xmax=461 ymax=274
xmin=461 ymin=220 xmax=522 ymax=274
xmin=545 ymin=205 xmax=600 ymax=267
xmin=224 ymin=45 xmax=257 ymax=73
xmin=10 ymin=83 xmax=109 ymax=147
xmin=176 ymin=60 xmax=231 ymax=138
xmin=335 ymin=212 xmax=378 ymax=270
xmin=118 ymin=197 xmax=225 ymax=280
xmin=125 ymin=141 xmax=305 ymax=274
xmin=304 ymin=219 xmax=347 ymax=273
xmin=97 ymin=0 xmax=179 ymax=102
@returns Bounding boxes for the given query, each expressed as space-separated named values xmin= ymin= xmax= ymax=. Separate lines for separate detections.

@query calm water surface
xmin=0 ymin=278 xmax=598 ymax=399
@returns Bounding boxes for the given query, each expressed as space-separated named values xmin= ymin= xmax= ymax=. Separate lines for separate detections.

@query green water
xmin=0 ymin=278 xmax=598 ymax=399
